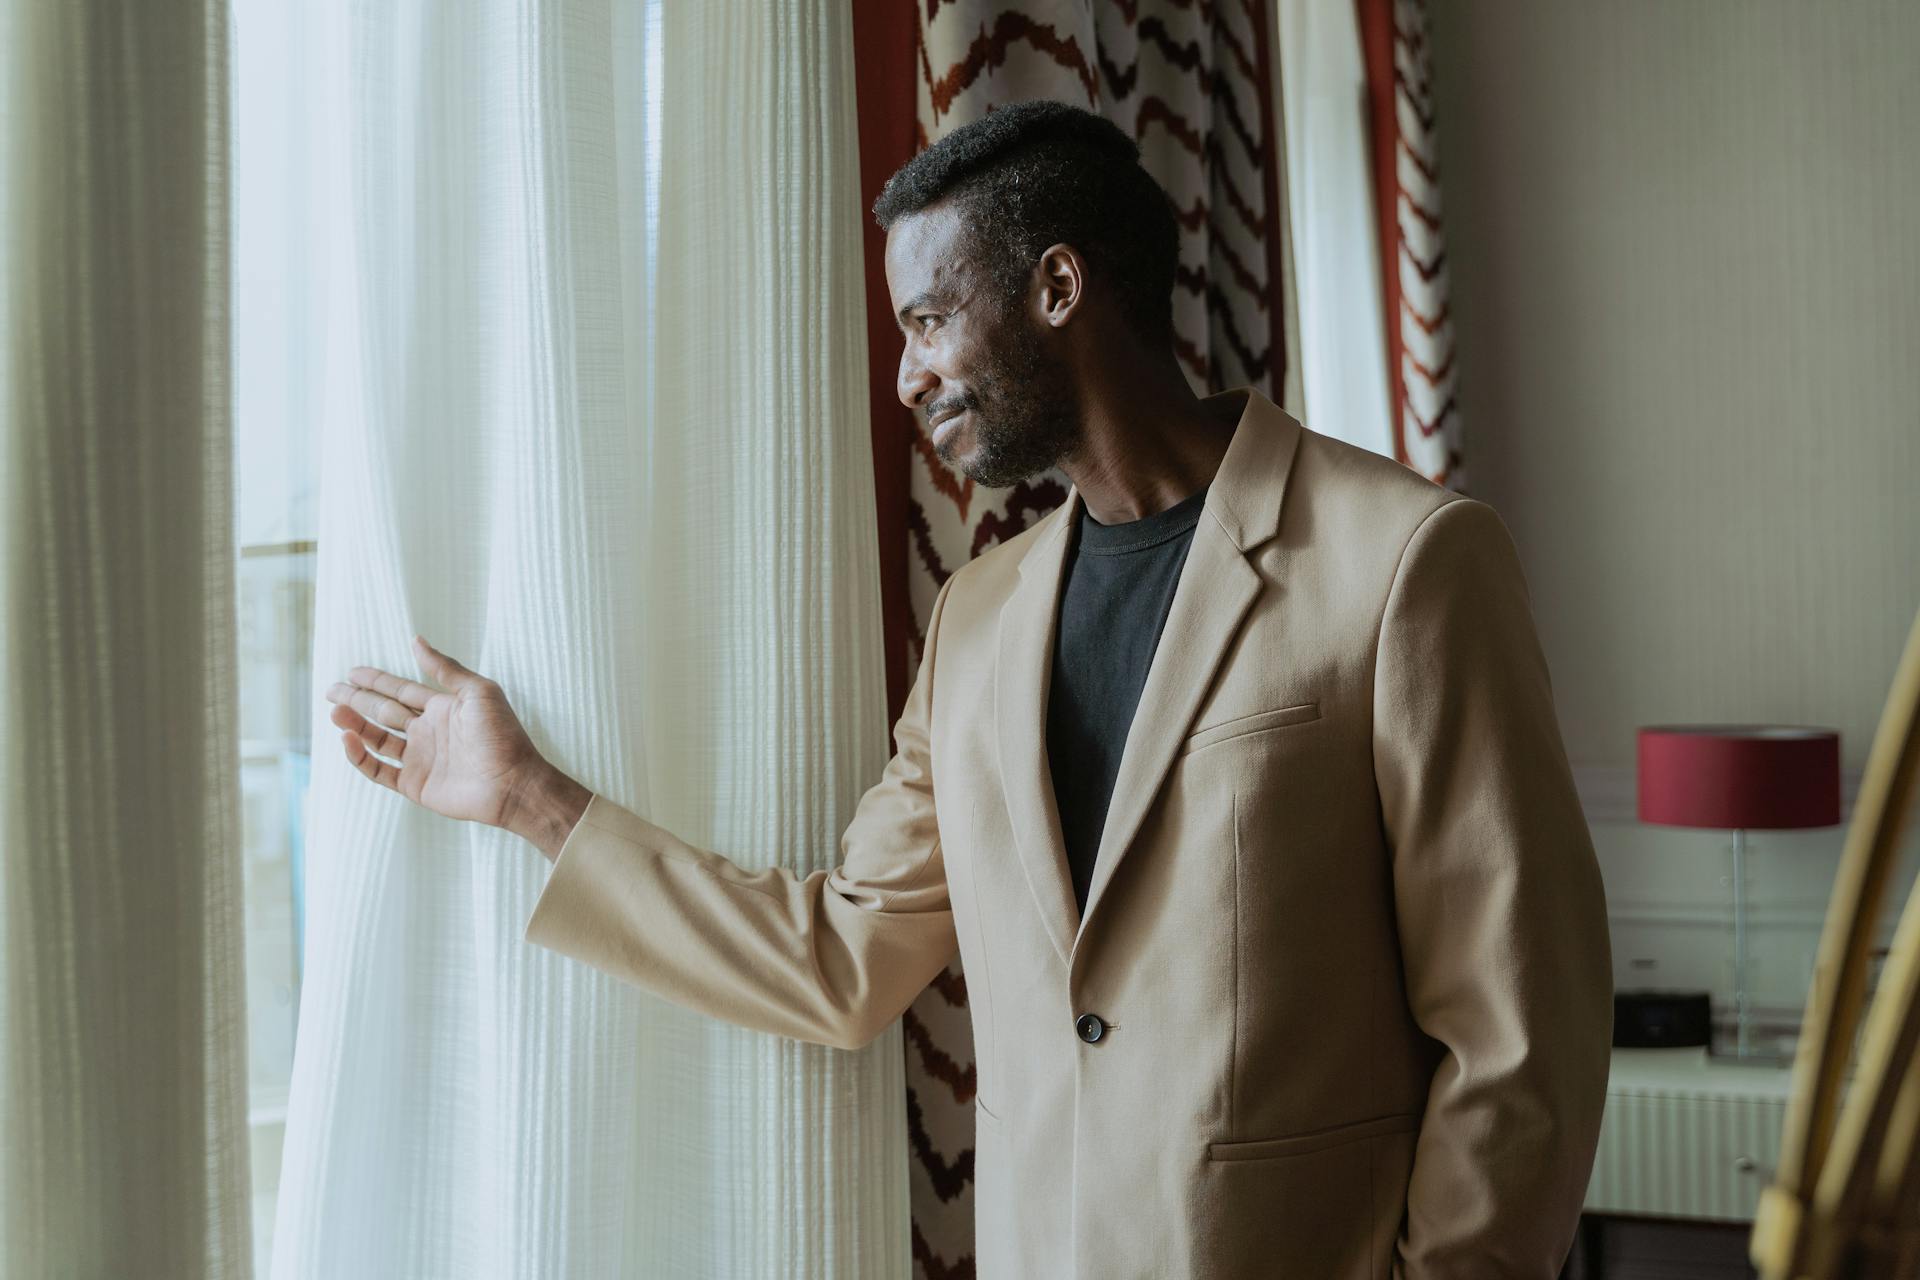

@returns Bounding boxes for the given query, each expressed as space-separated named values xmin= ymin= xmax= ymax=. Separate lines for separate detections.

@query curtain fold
xmin=0 ymin=1 xmax=254 ymax=1276
xmin=851 ymin=0 xmax=923 ymax=729
xmin=266 ymin=2 xmax=904 ymax=1276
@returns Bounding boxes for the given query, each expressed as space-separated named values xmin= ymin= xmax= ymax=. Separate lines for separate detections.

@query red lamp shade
xmin=1637 ymin=726 xmax=1842 ymax=830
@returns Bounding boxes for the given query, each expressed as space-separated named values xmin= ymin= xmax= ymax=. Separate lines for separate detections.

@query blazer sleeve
xmin=1372 ymin=497 xmax=1614 ymax=1278
xmin=520 ymin=575 xmax=961 ymax=1052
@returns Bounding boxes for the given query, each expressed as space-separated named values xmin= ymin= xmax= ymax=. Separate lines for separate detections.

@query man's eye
xmin=917 ymin=314 xmax=939 ymax=331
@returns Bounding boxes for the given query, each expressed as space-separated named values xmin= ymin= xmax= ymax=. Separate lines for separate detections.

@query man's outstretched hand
xmin=325 ymin=635 xmax=589 ymax=859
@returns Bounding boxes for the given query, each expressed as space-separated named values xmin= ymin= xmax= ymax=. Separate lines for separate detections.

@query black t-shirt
xmin=1044 ymin=484 xmax=1209 ymax=919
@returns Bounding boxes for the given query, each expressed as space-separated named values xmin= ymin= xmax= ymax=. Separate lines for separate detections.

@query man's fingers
xmin=341 ymin=730 xmax=401 ymax=791
xmin=330 ymin=703 xmax=407 ymax=759
xmin=413 ymin=635 xmax=485 ymax=691
xmin=346 ymin=665 xmax=437 ymax=712
xmin=326 ymin=683 xmax=416 ymax=732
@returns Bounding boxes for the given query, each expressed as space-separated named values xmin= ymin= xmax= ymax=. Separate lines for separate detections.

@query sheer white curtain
xmin=1 ymin=2 xmax=253 ymax=1276
xmin=262 ymin=3 xmax=905 ymax=1276
xmin=1273 ymin=0 xmax=1397 ymax=458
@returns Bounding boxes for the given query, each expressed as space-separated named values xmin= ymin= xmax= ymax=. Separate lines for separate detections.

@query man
xmin=326 ymin=101 xmax=1613 ymax=1278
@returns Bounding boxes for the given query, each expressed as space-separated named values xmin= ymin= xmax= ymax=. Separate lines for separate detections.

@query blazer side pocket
xmin=1206 ymin=1112 xmax=1418 ymax=1162
xmin=1182 ymin=701 xmax=1321 ymax=756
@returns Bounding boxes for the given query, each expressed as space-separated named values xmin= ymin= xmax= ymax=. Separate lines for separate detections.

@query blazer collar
xmin=992 ymin=386 xmax=1303 ymax=968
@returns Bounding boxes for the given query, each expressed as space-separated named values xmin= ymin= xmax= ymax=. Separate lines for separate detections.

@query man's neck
xmin=1061 ymin=361 xmax=1242 ymax=525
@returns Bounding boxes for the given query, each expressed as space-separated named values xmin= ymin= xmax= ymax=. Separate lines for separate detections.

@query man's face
xmin=884 ymin=204 xmax=1081 ymax=489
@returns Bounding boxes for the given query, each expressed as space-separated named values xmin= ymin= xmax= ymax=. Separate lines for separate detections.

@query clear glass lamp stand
xmin=1726 ymin=826 xmax=1786 ymax=1064
xmin=1733 ymin=827 xmax=1754 ymax=1057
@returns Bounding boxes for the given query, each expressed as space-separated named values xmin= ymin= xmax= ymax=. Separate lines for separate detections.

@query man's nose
xmin=897 ymin=349 xmax=937 ymax=412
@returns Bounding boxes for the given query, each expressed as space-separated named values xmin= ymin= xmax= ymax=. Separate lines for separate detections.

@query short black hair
xmin=872 ymin=99 xmax=1180 ymax=344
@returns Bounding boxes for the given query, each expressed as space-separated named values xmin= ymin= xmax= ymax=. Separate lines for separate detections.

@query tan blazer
xmin=524 ymin=387 xmax=1614 ymax=1279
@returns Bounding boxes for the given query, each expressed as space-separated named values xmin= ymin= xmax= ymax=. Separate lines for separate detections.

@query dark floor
xmin=1563 ymin=1216 xmax=1758 ymax=1280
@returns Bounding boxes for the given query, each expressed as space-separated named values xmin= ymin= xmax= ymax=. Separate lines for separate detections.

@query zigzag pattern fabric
xmin=899 ymin=3 xmax=1290 ymax=1272
xmin=1361 ymin=0 xmax=1465 ymax=487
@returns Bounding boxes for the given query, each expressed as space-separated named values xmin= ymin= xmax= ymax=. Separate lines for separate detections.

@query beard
xmin=929 ymin=308 xmax=1082 ymax=489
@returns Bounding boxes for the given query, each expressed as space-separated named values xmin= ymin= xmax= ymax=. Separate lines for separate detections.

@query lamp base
xmin=1705 ymin=1043 xmax=1794 ymax=1068
xmin=1707 ymin=1015 xmax=1795 ymax=1067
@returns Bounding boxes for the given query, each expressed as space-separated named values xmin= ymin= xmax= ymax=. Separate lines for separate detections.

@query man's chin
xmin=934 ymin=427 xmax=1058 ymax=489
xmin=935 ymin=441 xmax=996 ymax=486
xmin=960 ymin=461 xmax=1047 ymax=490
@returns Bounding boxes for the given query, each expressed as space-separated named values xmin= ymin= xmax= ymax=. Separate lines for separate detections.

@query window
xmin=232 ymin=3 xmax=323 ymax=1269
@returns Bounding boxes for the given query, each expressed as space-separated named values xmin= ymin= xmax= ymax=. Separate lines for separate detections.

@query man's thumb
xmin=415 ymin=634 xmax=481 ymax=690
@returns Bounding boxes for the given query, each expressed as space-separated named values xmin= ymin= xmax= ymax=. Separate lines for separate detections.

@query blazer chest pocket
xmin=1181 ymin=701 xmax=1320 ymax=756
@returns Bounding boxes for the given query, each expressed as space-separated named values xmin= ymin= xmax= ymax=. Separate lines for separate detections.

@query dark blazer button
xmin=1075 ymin=1013 xmax=1106 ymax=1043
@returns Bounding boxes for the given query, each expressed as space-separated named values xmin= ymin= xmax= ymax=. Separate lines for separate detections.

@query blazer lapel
xmin=1076 ymin=390 xmax=1302 ymax=954
xmin=991 ymin=388 xmax=1304 ymax=969
xmin=995 ymin=495 xmax=1082 ymax=967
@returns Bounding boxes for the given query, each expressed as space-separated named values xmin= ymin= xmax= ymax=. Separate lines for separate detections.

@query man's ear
xmin=1033 ymin=243 xmax=1085 ymax=328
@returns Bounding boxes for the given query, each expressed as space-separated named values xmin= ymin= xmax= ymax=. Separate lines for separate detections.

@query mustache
xmin=925 ymin=394 xmax=976 ymax=427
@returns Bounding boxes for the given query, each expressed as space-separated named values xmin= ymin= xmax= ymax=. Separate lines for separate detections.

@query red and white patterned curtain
xmin=1358 ymin=0 xmax=1464 ymax=487
xmin=849 ymin=2 xmax=1463 ymax=1271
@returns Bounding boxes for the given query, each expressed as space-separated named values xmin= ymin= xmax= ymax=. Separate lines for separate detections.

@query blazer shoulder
xmin=1298 ymin=422 xmax=1456 ymax=514
xmin=1283 ymin=424 xmax=1470 ymax=559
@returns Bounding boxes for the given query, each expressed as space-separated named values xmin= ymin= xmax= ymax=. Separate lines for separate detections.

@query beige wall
xmin=1430 ymin=2 xmax=1919 ymax=775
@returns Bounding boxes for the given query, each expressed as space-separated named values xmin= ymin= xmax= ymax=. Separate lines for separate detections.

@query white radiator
xmin=1584 ymin=1048 xmax=1795 ymax=1222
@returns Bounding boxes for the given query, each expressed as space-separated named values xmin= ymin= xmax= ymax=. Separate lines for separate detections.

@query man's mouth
xmin=931 ymin=409 xmax=966 ymax=448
